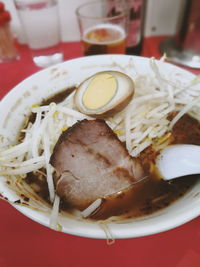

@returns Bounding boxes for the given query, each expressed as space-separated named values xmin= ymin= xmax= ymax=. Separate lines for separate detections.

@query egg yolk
xmin=83 ymin=73 xmax=117 ymax=110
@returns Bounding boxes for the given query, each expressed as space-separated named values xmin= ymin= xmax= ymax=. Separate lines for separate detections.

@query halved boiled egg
xmin=74 ymin=71 xmax=134 ymax=118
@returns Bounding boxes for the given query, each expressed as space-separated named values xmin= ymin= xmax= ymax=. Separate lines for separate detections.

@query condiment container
xmin=0 ymin=2 xmax=19 ymax=63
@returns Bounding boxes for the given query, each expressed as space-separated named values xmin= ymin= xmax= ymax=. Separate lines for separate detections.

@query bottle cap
xmin=0 ymin=2 xmax=5 ymax=12
xmin=0 ymin=2 xmax=11 ymax=27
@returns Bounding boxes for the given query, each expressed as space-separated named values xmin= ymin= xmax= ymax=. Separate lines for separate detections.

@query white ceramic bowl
xmin=0 ymin=55 xmax=199 ymax=239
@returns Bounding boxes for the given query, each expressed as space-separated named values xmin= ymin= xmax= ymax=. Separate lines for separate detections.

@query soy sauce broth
xmin=91 ymin=174 xmax=198 ymax=220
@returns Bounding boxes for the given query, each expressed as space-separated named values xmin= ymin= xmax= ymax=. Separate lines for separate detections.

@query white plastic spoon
xmin=156 ymin=144 xmax=200 ymax=180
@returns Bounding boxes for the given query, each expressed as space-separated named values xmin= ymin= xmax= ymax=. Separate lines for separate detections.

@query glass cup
xmin=15 ymin=0 xmax=63 ymax=68
xmin=76 ymin=0 xmax=129 ymax=56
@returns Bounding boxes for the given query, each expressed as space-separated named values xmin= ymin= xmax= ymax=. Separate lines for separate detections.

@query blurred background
xmin=1 ymin=0 xmax=184 ymax=44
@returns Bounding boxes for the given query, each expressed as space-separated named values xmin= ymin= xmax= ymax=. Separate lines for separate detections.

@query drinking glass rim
xmin=14 ymin=0 xmax=57 ymax=10
xmin=75 ymin=0 xmax=129 ymax=20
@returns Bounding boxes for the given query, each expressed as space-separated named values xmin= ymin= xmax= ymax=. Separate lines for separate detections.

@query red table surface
xmin=0 ymin=36 xmax=200 ymax=267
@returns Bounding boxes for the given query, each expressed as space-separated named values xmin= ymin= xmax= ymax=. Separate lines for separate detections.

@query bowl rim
xmin=0 ymin=54 xmax=200 ymax=239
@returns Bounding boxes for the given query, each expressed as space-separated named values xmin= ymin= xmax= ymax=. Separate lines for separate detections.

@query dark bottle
xmin=125 ymin=0 xmax=145 ymax=55
xmin=175 ymin=0 xmax=200 ymax=53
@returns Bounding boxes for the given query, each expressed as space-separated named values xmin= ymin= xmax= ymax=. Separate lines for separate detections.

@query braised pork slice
xmin=50 ymin=119 xmax=144 ymax=209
